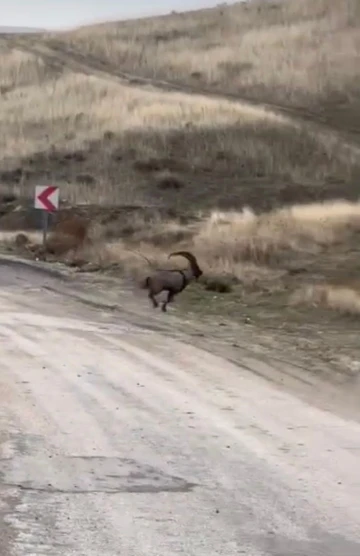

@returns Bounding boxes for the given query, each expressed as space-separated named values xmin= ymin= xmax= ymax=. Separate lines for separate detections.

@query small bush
xmin=155 ymin=170 xmax=185 ymax=190
xmin=202 ymin=275 xmax=234 ymax=293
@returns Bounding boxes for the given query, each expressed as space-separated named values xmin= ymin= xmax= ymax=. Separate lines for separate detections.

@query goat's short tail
xmin=139 ymin=276 xmax=150 ymax=289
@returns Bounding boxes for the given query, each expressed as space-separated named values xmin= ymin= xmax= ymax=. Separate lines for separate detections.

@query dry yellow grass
xmin=193 ymin=200 xmax=360 ymax=264
xmin=49 ymin=0 xmax=360 ymax=120
xmin=1 ymin=59 xmax=357 ymax=207
xmin=1 ymin=69 xmax=290 ymax=163
xmin=3 ymin=198 xmax=360 ymax=316
xmin=11 ymin=199 xmax=358 ymax=289
xmin=290 ymin=284 xmax=360 ymax=316
xmin=0 ymin=47 xmax=46 ymax=90
xmin=146 ymin=199 xmax=360 ymax=268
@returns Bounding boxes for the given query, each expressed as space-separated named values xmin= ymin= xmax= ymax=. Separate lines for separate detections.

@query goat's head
xmin=168 ymin=251 xmax=203 ymax=280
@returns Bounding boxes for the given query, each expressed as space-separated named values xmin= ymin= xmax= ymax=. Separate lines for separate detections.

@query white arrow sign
xmin=35 ymin=185 xmax=59 ymax=212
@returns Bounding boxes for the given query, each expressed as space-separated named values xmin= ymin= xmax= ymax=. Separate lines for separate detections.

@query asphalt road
xmin=1 ymin=261 xmax=360 ymax=556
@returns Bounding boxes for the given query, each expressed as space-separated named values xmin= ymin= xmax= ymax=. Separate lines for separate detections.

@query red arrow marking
xmin=37 ymin=186 xmax=58 ymax=212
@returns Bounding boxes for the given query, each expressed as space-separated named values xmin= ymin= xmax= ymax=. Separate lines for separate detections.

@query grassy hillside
xmin=0 ymin=0 xmax=359 ymax=211
xmin=1 ymin=0 xmax=360 ymax=354
xmin=49 ymin=0 xmax=360 ymax=133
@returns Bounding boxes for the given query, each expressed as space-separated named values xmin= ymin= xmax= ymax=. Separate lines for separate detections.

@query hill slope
xmin=0 ymin=0 xmax=359 ymax=211
xmin=50 ymin=0 xmax=360 ymax=139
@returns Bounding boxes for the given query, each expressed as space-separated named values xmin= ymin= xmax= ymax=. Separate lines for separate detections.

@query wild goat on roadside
xmin=140 ymin=251 xmax=203 ymax=312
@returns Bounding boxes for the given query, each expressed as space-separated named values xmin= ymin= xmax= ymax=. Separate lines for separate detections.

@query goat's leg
xmin=162 ymin=291 xmax=175 ymax=312
xmin=148 ymin=291 xmax=158 ymax=308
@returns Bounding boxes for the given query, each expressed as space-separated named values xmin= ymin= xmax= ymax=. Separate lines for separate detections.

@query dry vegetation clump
xmin=0 ymin=230 xmax=41 ymax=251
xmin=193 ymin=200 xmax=360 ymax=265
xmin=45 ymin=216 xmax=90 ymax=256
xmin=0 ymin=46 xmax=47 ymax=91
xmin=290 ymin=284 xmax=360 ymax=316
xmin=49 ymin=0 xmax=360 ymax=124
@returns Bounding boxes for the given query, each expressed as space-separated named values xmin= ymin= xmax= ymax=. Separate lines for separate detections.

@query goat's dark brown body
xmin=142 ymin=251 xmax=202 ymax=312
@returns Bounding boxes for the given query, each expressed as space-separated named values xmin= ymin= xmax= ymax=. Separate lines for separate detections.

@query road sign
xmin=34 ymin=185 xmax=60 ymax=249
xmin=35 ymin=185 xmax=59 ymax=212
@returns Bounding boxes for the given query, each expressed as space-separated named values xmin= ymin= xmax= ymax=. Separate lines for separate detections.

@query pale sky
xmin=1 ymin=0 xmax=239 ymax=30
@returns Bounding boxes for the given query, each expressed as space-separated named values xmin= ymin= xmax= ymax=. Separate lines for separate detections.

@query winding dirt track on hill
xmin=4 ymin=36 xmax=360 ymax=156
xmin=1 ymin=259 xmax=360 ymax=555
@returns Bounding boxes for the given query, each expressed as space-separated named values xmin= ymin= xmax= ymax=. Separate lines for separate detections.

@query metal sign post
xmin=34 ymin=185 xmax=60 ymax=248
xmin=42 ymin=209 xmax=49 ymax=247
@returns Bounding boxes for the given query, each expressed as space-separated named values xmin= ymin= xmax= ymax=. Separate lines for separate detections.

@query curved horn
xmin=168 ymin=251 xmax=198 ymax=265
